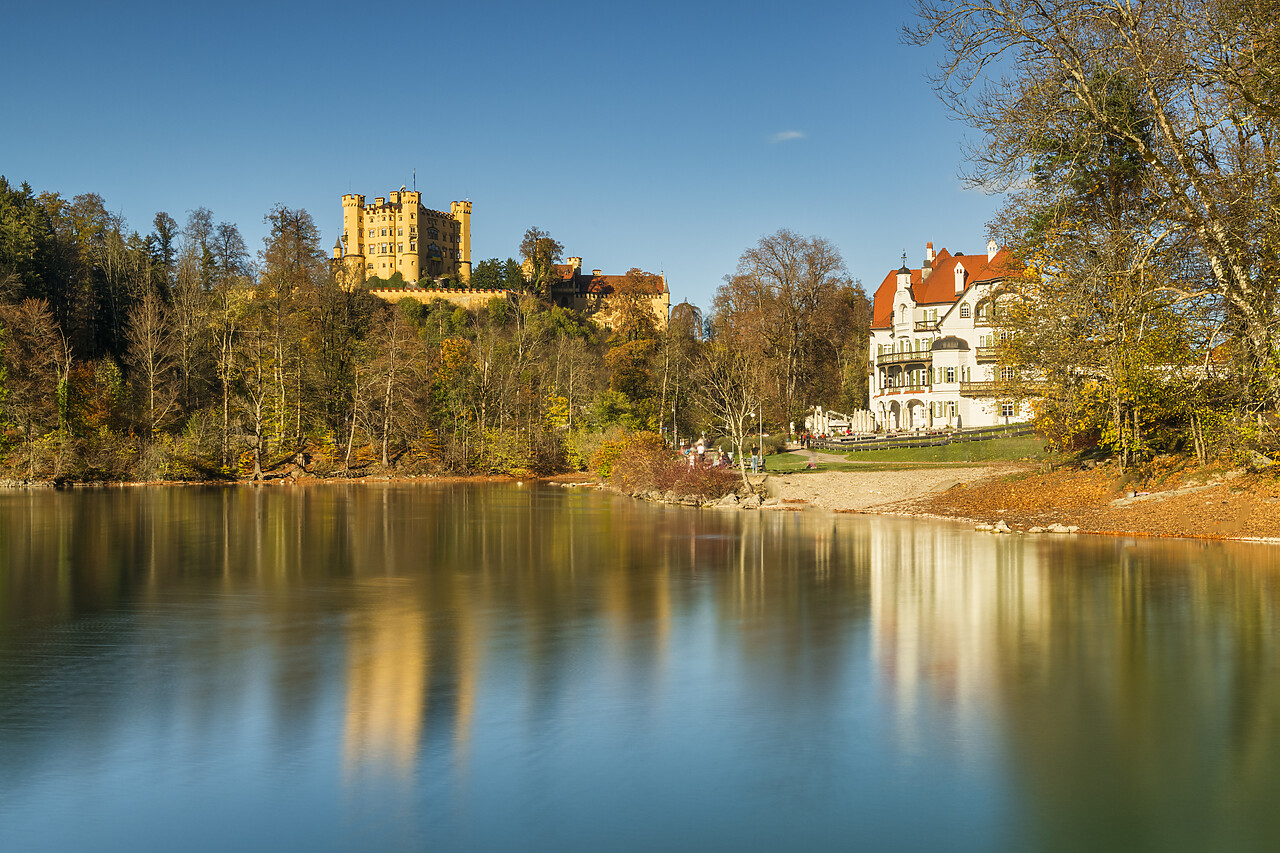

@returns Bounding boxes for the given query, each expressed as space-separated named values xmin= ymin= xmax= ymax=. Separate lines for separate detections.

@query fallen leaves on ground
xmin=895 ymin=461 xmax=1280 ymax=540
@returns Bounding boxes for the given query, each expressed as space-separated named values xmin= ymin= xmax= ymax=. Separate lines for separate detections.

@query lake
xmin=1 ymin=483 xmax=1278 ymax=852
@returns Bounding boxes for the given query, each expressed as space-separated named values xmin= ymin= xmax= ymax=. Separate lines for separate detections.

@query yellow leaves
xmin=436 ymin=337 xmax=471 ymax=378
xmin=544 ymin=394 xmax=571 ymax=429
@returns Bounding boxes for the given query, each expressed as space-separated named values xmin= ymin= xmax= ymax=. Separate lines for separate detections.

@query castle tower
xmin=399 ymin=189 xmax=420 ymax=284
xmin=451 ymin=200 xmax=472 ymax=283
xmin=340 ymin=194 xmax=367 ymax=285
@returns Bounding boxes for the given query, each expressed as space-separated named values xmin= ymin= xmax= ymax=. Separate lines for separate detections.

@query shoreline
xmin=6 ymin=465 xmax=1277 ymax=544
xmin=770 ymin=462 xmax=1280 ymax=544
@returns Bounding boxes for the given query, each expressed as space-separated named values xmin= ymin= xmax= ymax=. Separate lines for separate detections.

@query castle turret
xmin=451 ymin=200 xmax=472 ymax=283
xmin=340 ymin=194 xmax=367 ymax=286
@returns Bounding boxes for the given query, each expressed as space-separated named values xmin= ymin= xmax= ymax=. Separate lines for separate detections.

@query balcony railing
xmin=959 ymin=381 xmax=1003 ymax=396
xmin=876 ymin=351 xmax=933 ymax=366
xmin=975 ymin=346 xmax=1000 ymax=360
xmin=959 ymin=380 xmax=1045 ymax=396
xmin=878 ymin=384 xmax=931 ymax=395
xmin=913 ymin=320 xmax=939 ymax=331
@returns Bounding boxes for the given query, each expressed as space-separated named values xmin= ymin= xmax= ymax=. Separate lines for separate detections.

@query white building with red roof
xmin=867 ymin=240 xmax=1033 ymax=431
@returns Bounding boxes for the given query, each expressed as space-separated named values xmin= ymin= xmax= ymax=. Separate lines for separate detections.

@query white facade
xmin=867 ymin=241 xmax=1034 ymax=431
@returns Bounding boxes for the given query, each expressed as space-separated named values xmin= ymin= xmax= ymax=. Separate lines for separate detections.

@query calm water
xmin=0 ymin=484 xmax=1278 ymax=852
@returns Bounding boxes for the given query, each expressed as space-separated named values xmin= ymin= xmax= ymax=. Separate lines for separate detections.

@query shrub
xmin=600 ymin=430 xmax=740 ymax=501
xmin=593 ymin=430 xmax=664 ymax=481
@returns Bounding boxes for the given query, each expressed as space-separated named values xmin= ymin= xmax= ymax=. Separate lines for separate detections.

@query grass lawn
xmin=767 ymin=436 xmax=1053 ymax=473
xmin=766 ymin=452 xmax=998 ymax=473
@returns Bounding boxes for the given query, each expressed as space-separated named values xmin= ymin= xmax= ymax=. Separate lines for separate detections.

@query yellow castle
xmin=334 ymin=188 xmax=472 ymax=285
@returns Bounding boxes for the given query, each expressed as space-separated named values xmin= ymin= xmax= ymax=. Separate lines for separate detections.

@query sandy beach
xmin=766 ymin=466 xmax=1011 ymax=512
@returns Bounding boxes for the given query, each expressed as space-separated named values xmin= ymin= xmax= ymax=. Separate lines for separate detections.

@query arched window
xmin=960 ymin=303 xmax=971 ymax=318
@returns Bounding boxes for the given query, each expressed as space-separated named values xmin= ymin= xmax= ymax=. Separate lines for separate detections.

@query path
xmin=767 ymin=467 xmax=1009 ymax=512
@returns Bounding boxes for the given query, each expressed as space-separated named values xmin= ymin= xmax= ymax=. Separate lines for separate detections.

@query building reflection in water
xmin=868 ymin=520 xmax=1044 ymax=754
xmin=342 ymin=582 xmax=427 ymax=782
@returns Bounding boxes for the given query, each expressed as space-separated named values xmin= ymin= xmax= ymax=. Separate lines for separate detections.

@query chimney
xmin=987 ymin=238 xmax=999 ymax=261
xmin=592 ymin=269 xmax=602 ymax=276
xmin=926 ymin=242 xmax=935 ymax=263
xmin=922 ymin=241 xmax=935 ymax=280
xmin=954 ymin=262 xmax=967 ymax=295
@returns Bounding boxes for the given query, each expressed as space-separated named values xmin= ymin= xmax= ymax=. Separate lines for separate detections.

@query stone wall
xmin=369 ymin=288 xmax=514 ymax=311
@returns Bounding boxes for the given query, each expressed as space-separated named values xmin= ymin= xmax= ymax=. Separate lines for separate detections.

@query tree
xmin=609 ymin=268 xmax=663 ymax=342
xmin=259 ymin=206 xmax=325 ymax=450
xmin=150 ymin=212 xmax=179 ymax=293
xmin=908 ymin=0 xmax=1280 ymax=418
xmin=210 ymin=275 xmax=249 ymax=470
xmin=0 ymin=299 xmax=72 ymax=477
xmin=365 ymin=308 xmax=427 ymax=465
xmin=0 ymin=177 xmax=50 ymax=302
xmin=694 ymin=342 xmax=764 ymax=489
xmin=471 ymin=258 xmax=504 ymax=291
xmin=211 ymin=221 xmax=250 ymax=283
xmin=983 ymin=72 xmax=1212 ymax=462
xmin=183 ymin=207 xmax=216 ymax=289
xmin=519 ymin=227 xmax=563 ymax=294
xmin=654 ymin=301 xmax=702 ymax=444
xmin=713 ymin=230 xmax=860 ymax=429
xmin=125 ymin=284 xmax=178 ymax=439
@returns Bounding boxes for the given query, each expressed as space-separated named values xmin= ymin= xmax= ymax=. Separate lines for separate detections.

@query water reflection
xmin=0 ymin=484 xmax=1278 ymax=851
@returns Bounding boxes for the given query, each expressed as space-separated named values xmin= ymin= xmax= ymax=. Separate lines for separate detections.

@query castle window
xmin=399 ymin=244 xmax=404 ymax=252
xmin=410 ymin=240 xmax=416 ymax=251
xmin=398 ymin=228 xmax=403 ymax=236
xmin=427 ymin=227 xmax=439 ymax=239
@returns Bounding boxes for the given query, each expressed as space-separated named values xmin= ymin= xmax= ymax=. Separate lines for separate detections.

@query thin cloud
xmin=769 ymin=130 xmax=806 ymax=144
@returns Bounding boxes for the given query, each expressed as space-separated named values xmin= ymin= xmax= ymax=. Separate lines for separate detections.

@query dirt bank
xmin=879 ymin=462 xmax=1280 ymax=541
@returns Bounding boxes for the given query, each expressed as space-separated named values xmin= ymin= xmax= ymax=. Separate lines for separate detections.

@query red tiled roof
xmin=870 ymin=246 xmax=1012 ymax=330
xmin=559 ymin=269 xmax=666 ymax=295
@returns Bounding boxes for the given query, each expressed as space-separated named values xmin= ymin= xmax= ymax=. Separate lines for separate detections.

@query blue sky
xmin=4 ymin=0 xmax=1003 ymax=310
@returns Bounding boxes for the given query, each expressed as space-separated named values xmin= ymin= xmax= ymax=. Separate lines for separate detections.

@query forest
xmin=0 ymin=178 xmax=870 ymax=482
